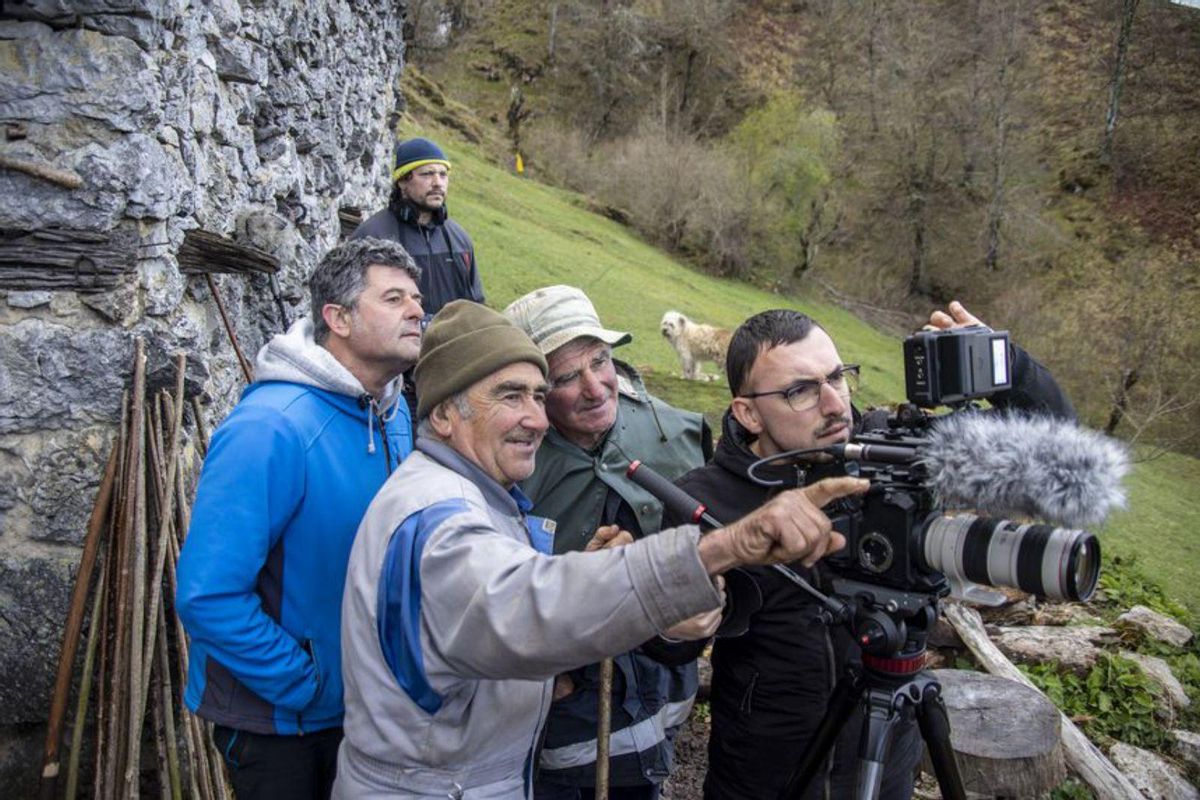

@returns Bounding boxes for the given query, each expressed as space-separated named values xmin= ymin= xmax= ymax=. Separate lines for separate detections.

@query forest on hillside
xmin=403 ymin=0 xmax=1200 ymax=458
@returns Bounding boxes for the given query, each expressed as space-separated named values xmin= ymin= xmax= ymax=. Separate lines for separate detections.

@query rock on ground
xmin=1109 ymin=741 xmax=1200 ymax=800
xmin=1118 ymin=605 xmax=1195 ymax=648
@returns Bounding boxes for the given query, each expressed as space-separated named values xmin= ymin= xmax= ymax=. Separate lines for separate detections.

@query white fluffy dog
xmin=660 ymin=310 xmax=732 ymax=381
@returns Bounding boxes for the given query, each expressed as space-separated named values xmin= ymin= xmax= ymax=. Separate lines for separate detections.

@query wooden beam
xmin=177 ymin=229 xmax=278 ymax=276
xmin=0 ymin=228 xmax=136 ymax=292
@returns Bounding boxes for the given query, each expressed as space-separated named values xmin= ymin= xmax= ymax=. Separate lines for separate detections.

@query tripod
xmin=778 ymin=579 xmax=967 ymax=800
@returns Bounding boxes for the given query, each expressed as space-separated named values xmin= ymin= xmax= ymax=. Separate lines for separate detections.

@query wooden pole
xmin=124 ymin=406 xmax=149 ymax=798
xmin=204 ymin=274 xmax=253 ymax=383
xmin=37 ymin=443 xmax=119 ymax=799
xmin=93 ymin=539 xmax=113 ymax=800
xmin=156 ymin=601 xmax=183 ymax=800
xmin=64 ymin=557 xmax=108 ymax=800
xmin=190 ymin=396 xmax=209 ymax=458
xmin=108 ymin=341 xmax=146 ymax=798
xmin=137 ymin=358 xmax=186 ymax=725
xmin=150 ymin=654 xmax=171 ymax=800
xmin=165 ymin=530 xmax=214 ymax=800
xmin=595 ymin=657 xmax=614 ymax=800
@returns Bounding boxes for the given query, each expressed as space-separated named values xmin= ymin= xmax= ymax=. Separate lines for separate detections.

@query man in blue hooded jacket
xmin=176 ymin=237 xmax=424 ymax=799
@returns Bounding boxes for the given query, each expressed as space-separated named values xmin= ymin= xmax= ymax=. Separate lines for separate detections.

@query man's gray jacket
xmin=336 ymin=438 xmax=723 ymax=799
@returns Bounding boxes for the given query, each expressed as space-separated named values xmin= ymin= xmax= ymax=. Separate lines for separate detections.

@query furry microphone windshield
xmin=919 ymin=412 xmax=1130 ymax=529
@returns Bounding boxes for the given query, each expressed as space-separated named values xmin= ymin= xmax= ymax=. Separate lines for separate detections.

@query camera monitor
xmin=904 ymin=326 xmax=1011 ymax=407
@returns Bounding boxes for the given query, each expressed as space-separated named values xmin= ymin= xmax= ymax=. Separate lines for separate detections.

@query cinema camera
xmin=629 ymin=324 xmax=1127 ymax=800
xmin=821 ymin=326 xmax=1101 ymax=613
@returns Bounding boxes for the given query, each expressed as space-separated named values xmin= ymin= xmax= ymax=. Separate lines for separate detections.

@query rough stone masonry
xmin=0 ymin=1 xmax=406 ymax=791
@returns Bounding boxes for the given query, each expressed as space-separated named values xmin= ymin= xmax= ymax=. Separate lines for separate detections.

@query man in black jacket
xmin=352 ymin=136 xmax=483 ymax=319
xmin=673 ymin=302 xmax=1076 ymax=800
xmin=352 ymin=137 xmax=484 ymax=419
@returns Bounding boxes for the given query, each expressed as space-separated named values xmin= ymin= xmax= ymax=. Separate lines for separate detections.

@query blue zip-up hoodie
xmin=176 ymin=317 xmax=413 ymax=736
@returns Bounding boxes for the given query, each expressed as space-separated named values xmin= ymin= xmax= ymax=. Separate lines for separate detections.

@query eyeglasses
xmin=740 ymin=365 xmax=860 ymax=412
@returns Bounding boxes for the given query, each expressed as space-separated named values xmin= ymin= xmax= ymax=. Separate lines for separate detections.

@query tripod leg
xmin=914 ymin=684 xmax=967 ymax=800
xmin=778 ymin=670 xmax=863 ymax=800
xmin=854 ymin=687 xmax=905 ymax=800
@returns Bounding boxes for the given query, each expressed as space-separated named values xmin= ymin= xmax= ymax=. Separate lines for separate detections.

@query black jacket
xmin=351 ymin=198 xmax=484 ymax=319
xmin=671 ymin=344 xmax=1075 ymax=800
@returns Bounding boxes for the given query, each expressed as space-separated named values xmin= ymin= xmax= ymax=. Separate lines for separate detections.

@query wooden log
xmin=942 ymin=602 xmax=1144 ymax=799
xmin=338 ymin=206 xmax=363 ymax=240
xmin=927 ymin=669 xmax=1065 ymax=797
xmin=0 ymin=153 xmax=83 ymax=189
xmin=0 ymin=227 xmax=136 ymax=292
xmin=178 ymin=229 xmax=278 ymax=275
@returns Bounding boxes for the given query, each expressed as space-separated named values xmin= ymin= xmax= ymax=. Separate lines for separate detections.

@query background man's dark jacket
xmin=670 ymin=344 xmax=1075 ymax=800
xmin=351 ymin=198 xmax=483 ymax=318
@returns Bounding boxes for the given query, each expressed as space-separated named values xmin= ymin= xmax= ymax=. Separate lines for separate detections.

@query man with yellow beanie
xmin=352 ymin=137 xmax=483 ymax=320
xmin=335 ymin=301 xmax=868 ymax=798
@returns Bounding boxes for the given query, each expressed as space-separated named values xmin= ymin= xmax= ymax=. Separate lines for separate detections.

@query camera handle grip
xmin=626 ymin=461 xmax=851 ymax=622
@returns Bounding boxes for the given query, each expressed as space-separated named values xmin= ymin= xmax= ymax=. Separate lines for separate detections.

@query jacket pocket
xmin=302 ymin=638 xmax=324 ymax=699
xmin=212 ymin=724 xmax=251 ymax=768
xmin=739 ymin=671 xmax=759 ymax=716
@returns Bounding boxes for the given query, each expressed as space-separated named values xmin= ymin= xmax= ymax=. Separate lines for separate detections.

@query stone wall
xmin=0 ymin=1 xmax=406 ymax=791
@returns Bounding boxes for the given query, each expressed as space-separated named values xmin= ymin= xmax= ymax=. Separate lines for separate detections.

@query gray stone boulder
xmin=992 ymin=625 xmax=1119 ymax=674
xmin=1117 ymin=605 xmax=1194 ymax=649
xmin=1120 ymin=650 xmax=1190 ymax=712
xmin=1109 ymin=742 xmax=1199 ymax=800
xmin=1173 ymin=729 xmax=1200 ymax=771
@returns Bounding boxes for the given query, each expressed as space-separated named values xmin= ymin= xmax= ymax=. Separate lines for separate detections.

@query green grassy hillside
xmin=418 ymin=122 xmax=1200 ymax=615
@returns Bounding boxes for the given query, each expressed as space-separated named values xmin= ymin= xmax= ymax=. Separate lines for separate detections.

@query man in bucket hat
xmin=335 ymin=300 xmax=868 ymax=798
xmin=506 ymin=285 xmax=715 ymax=800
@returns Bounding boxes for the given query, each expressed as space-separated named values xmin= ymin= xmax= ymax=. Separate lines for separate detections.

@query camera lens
xmin=921 ymin=514 xmax=1100 ymax=602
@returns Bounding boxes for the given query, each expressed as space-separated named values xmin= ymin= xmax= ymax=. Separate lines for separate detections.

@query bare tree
xmin=1101 ymin=0 xmax=1142 ymax=165
xmin=982 ymin=3 xmax=1026 ymax=272
xmin=552 ymin=1 xmax=652 ymax=145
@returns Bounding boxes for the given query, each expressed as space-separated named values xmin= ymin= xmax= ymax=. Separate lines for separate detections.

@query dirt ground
xmin=662 ymin=711 xmax=709 ymax=799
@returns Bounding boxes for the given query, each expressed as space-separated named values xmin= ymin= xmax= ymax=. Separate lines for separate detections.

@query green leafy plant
xmin=1049 ymin=777 xmax=1095 ymax=800
xmin=1020 ymin=654 xmax=1167 ymax=750
xmin=1096 ymin=554 xmax=1192 ymax=625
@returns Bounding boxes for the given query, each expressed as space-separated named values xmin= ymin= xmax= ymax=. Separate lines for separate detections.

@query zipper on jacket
xmin=378 ymin=410 xmax=393 ymax=475
xmin=821 ymin=626 xmax=837 ymax=800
